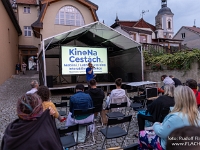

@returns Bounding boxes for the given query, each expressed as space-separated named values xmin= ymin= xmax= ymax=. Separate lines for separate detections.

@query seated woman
xmin=137 ymin=84 xmax=175 ymax=131
xmin=37 ymin=85 xmax=66 ymax=122
xmin=1 ymin=94 xmax=63 ymax=150
xmin=106 ymin=78 xmax=130 ymax=110
xmin=139 ymin=85 xmax=200 ymax=150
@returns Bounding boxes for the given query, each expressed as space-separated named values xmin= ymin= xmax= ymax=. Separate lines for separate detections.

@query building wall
xmin=145 ymin=62 xmax=200 ymax=87
xmin=41 ymin=0 xmax=95 ymax=39
xmin=0 ymin=1 xmax=19 ymax=84
xmin=17 ymin=5 xmax=40 ymax=46
xmin=174 ymin=27 xmax=200 ymax=49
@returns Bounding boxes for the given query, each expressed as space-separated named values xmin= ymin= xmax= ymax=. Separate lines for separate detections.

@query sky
xmin=91 ymin=0 xmax=200 ymax=34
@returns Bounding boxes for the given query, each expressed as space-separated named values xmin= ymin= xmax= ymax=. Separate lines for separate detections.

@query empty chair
xmin=61 ymin=96 xmax=70 ymax=103
xmin=54 ymin=102 xmax=68 ymax=116
xmin=58 ymin=124 xmax=79 ymax=149
xmin=107 ymin=102 xmax=127 ymax=118
xmin=100 ymin=115 xmax=132 ymax=149
xmin=123 ymin=143 xmax=139 ymax=150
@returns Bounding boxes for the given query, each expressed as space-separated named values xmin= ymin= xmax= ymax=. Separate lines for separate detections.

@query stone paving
xmin=0 ymin=70 xmax=139 ymax=149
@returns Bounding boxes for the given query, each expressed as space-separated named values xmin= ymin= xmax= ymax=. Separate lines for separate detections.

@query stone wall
xmin=144 ymin=62 xmax=200 ymax=87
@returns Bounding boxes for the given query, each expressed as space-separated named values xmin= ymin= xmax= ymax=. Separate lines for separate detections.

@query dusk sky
xmin=91 ymin=0 xmax=200 ymax=34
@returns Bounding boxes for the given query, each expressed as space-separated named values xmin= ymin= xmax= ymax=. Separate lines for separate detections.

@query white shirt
xmin=26 ymin=88 xmax=37 ymax=94
xmin=163 ymin=77 xmax=174 ymax=85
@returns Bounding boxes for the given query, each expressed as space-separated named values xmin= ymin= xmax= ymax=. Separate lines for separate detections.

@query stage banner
xmin=61 ymin=46 xmax=108 ymax=75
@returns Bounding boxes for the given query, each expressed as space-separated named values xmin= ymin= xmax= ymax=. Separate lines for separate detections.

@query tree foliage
xmin=143 ymin=49 xmax=200 ymax=70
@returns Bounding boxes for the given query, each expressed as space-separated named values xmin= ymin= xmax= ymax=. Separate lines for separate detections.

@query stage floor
xmin=49 ymin=82 xmax=129 ymax=91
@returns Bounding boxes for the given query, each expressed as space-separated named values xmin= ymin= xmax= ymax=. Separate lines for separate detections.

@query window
xmin=181 ymin=33 xmax=185 ymax=39
xmin=131 ymin=33 xmax=136 ymax=41
xmin=24 ymin=26 xmax=32 ymax=37
xmin=168 ymin=21 xmax=171 ymax=29
xmin=140 ymin=35 xmax=147 ymax=43
xmin=24 ymin=7 xmax=30 ymax=13
xmin=55 ymin=6 xmax=85 ymax=26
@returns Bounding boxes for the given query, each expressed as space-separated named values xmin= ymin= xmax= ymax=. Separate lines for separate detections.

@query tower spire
xmin=161 ymin=0 xmax=167 ymax=8
xmin=115 ymin=13 xmax=119 ymax=22
xmin=194 ymin=19 xmax=196 ymax=27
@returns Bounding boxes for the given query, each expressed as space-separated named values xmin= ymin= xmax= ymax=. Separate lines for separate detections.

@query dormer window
xmin=181 ymin=33 xmax=185 ymax=39
xmin=24 ymin=7 xmax=30 ymax=13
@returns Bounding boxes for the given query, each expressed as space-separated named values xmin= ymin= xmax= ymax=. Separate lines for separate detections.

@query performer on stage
xmin=86 ymin=62 xmax=95 ymax=89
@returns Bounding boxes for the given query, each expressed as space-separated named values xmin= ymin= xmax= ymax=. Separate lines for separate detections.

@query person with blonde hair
xmin=137 ymin=84 xmax=175 ymax=132
xmin=139 ymin=85 xmax=200 ymax=150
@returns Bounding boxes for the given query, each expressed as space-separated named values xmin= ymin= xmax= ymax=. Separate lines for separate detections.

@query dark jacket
xmin=172 ymin=78 xmax=182 ymax=87
xmin=147 ymin=95 xmax=175 ymax=122
xmin=1 ymin=110 xmax=63 ymax=150
xmin=85 ymin=88 xmax=105 ymax=107
xmin=70 ymin=91 xmax=93 ymax=118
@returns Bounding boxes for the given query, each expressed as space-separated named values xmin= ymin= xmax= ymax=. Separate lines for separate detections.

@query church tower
xmin=155 ymin=0 xmax=174 ymax=39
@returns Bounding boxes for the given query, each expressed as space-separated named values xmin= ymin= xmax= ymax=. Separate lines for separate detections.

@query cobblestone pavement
xmin=0 ymin=71 xmax=139 ymax=149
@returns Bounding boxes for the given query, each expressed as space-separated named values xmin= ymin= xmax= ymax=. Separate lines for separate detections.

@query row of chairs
xmin=57 ymin=107 xmax=134 ymax=149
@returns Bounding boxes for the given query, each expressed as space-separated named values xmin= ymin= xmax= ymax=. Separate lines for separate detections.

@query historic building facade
xmin=0 ymin=0 xmax=22 ymax=84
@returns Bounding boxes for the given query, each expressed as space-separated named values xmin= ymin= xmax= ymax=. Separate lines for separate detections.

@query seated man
xmin=186 ymin=79 xmax=200 ymax=106
xmin=66 ymin=84 xmax=94 ymax=128
xmin=26 ymin=80 xmax=39 ymax=94
xmin=85 ymin=79 xmax=105 ymax=117
xmin=107 ymin=78 xmax=130 ymax=109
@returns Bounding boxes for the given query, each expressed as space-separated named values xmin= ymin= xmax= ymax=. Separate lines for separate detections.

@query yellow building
xmin=0 ymin=0 xmax=98 ymax=84
xmin=14 ymin=0 xmax=98 ymax=66
xmin=0 ymin=0 xmax=22 ymax=85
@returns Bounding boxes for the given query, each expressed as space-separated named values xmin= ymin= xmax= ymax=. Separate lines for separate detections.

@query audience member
xmin=166 ymin=126 xmax=200 ymax=150
xmin=139 ymin=85 xmax=200 ymax=149
xmin=37 ymin=86 xmax=66 ymax=122
xmin=161 ymin=75 xmax=175 ymax=86
xmin=1 ymin=94 xmax=63 ymax=150
xmin=107 ymin=78 xmax=130 ymax=109
xmin=169 ymin=75 xmax=182 ymax=87
xmin=198 ymin=79 xmax=200 ymax=92
xmin=85 ymin=79 xmax=105 ymax=117
xmin=137 ymin=84 xmax=175 ymax=131
xmin=21 ymin=62 xmax=27 ymax=75
xmin=66 ymin=84 xmax=94 ymax=129
xmin=185 ymin=79 xmax=200 ymax=106
xmin=15 ymin=62 xmax=20 ymax=75
xmin=26 ymin=80 xmax=39 ymax=94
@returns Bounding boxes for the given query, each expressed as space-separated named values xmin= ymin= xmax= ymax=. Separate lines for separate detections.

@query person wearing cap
xmin=66 ymin=84 xmax=94 ymax=128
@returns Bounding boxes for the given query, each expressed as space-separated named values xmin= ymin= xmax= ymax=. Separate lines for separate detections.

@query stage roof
xmin=42 ymin=21 xmax=141 ymax=53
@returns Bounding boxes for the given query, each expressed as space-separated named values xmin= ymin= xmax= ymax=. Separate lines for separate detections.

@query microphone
xmin=92 ymin=66 xmax=95 ymax=68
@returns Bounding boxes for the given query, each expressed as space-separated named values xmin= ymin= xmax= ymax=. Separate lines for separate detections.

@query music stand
xmin=53 ymin=65 xmax=69 ymax=84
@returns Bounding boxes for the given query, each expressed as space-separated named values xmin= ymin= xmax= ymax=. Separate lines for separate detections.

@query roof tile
xmin=184 ymin=26 xmax=200 ymax=34
xmin=16 ymin=0 xmax=37 ymax=5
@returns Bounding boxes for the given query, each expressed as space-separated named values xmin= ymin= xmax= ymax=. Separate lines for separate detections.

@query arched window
xmin=55 ymin=6 xmax=85 ymax=26
xmin=168 ymin=20 xmax=171 ymax=29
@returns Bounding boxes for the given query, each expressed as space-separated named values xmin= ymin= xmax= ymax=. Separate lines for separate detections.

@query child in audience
xmin=37 ymin=86 xmax=66 ymax=122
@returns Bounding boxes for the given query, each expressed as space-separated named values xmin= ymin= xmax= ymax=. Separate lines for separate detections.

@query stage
xmin=48 ymin=82 xmax=130 ymax=92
